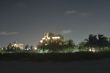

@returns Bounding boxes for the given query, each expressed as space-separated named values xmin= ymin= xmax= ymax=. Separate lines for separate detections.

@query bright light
xmin=89 ymin=48 xmax=96 ymax=53
xmin=92 ymin=49 xmax=96 ymax=53
xmin=39 ymin=50 xmax=44 ymax=53
xmin=39 ymin=33 xmax=63 ymax=45
xmin=89 ymin=48 xmax=92 ymax=52
xmin=26 ymin=48 xmax=30 ymax=50
xmin=12 ymin=44 xmax=19 ymax=48
xmin=45 ymin=43 xmax=48 ymax=46
xmin=42 ymin=37 xmax=45 ymax=40
xmin=34 ymin=47 xmax=37 ymax=50
xmin=40 ymin=40 xmax=43 ymax=43
xmin=52 ymin=36 xmax=60 ymax=40
xmin=47 ymin=37 xmax=50 ymax=40
xmin=12 ymin=43 xmax=24 ymax=49
xmin=13 ymin=44 xmax=17 ymax=47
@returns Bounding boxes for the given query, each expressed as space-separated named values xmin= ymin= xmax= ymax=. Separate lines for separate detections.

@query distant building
xmin=38 ymin=32 xmax=64 ymax=46
xmin=8 ymin=42 xmax=24 ymax=50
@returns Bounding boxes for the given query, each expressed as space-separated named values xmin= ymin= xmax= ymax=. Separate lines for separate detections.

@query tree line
xmin=38 ymin=34 xmax=110 ymax=52
xmin=0 ymin=34 xmax=110 ymax=53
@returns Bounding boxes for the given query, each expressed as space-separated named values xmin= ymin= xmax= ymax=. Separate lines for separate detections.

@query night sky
xmin=0 ymin=0 xmax=110 ymax=46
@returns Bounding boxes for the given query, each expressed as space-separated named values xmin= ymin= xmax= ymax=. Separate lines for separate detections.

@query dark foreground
xmin=0 ymin=58 xmax=110 ymax=73
xmin=0 ymin=52 xmax=110 ymax=73
xmin=0 ymin=51 xmax=110 ymax=62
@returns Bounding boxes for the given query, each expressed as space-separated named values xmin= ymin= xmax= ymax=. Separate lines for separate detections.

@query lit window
xmin=40 ymin=40 xmax=43 ymax=43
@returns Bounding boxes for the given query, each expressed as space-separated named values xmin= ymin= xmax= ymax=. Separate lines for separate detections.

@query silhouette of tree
xmin=82 ymin=34 xmax=110 ymax=51
xmin=30 ymin=45 xmax=34 ymax=50
xmin=6 ymin=43 xmax=21 ymax=52
xmin=68 ymin=40 xmax=75 ymax=47
xmin=25 ymin=44 xmax=30 ymax=50
xmin=64 ymin=39 xmax=75 ymax=48
xmin=78 ymin=42 xmax=87 ymax=51
xmin=7 ymin=43 xmax=14 ymax=51
xmin=97 ymin=34 xmax=108 ymax=47
xmin=85 ymin=34 xmax=98 ymax=48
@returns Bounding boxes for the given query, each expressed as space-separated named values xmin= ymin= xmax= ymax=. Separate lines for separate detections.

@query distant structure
xmin=38 ymin=32 xmax=64 ymax=46
xmin=7 ymin=42 xmax=24 ymax=50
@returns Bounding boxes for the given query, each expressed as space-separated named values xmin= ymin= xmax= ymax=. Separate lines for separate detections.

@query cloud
xmin=65 ymin=10 xmax=90 ymax=16
xmin=0 ymin=32 xmax=19 ymax=36
xmin=79 ymin=12 xmax=90 ymax=16
xmin=62 ymin=30 xmax=72 ymax=34
xmin=65 ymin=10 xmax=77 ymax=15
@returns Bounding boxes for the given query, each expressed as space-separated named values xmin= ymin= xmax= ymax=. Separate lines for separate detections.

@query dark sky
xmin=0 ymin=0 xmax=110 ymax=46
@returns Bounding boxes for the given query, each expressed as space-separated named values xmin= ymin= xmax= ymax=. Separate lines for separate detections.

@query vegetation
xmin=37 ymin=34 xmax=110 ymax=53
xmin=78 ymin=34 xmax=110 ymax=52
xmin=0 ymin=33 xmax=110 ymax=61
xmin=0 ymin=51 xmax=110 ymax=62
xmin=0 ymin=33 xmax=110 ymax=53
xmin=37 ymin=39 xmax=75 ymax=53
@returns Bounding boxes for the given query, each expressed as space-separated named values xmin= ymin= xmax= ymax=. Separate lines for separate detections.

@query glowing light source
xmin=11 ymin=43 xmax=24 ymax=49
xmin=89 ymin=48 xmax=96 ymax=53
xmin=42 ymin=38 xmax=45 ymax=40
xmin=39 ymin=32 xmax=64 ymax=45
xmin=52 ymin=36 xmax=60 ymax=40
xmin=34 ymin=47 xmax=37 ymax=50
xmin=45 ymin=44 xmax=48 ymax=46
xmin=40 ymin=40 xmax=43 ymax=43
xmin=47 ymin=37 xmax=50 ymax=40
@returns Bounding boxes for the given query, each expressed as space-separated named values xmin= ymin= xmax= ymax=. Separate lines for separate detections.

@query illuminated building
xmin=39 ymin=32 xmax=64 ymax=46
xmin=9 ymin=42 xmax=24 ymax=50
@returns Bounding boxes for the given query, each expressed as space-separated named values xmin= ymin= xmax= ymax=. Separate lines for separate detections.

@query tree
xmin=82 ymin=34 xmax=110 ymax=51
xmin=68 ymin=40 xmax=75 ymax=47
xmin=25 ymin=44 xmax=30 ymax=50
xmin=37 ymin=32 xmax=65 ymax=52
xmin=97 ymin=34 xmax=108 ymax=47
xmin=84 ymin=34 xmax=98 ymax=49
xmin=7 ymin=43 xmax=14 ymax=51
xmin=78 ymin=42 xmax=86 ymax=51
xmin=64 ymin=39 xmax=75 ymax=48
xmin=6 ymin=43 xmax=21 ymax=52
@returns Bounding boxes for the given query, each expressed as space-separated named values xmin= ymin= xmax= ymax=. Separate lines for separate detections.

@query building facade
xmin=38 ymin=32 xmax=64 ymax=48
